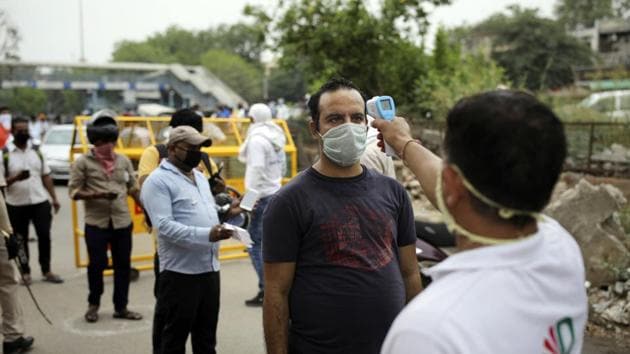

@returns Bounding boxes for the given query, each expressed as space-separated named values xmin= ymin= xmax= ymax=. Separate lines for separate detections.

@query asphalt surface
xmin=9 ymin=186 xmax=628 ymax=353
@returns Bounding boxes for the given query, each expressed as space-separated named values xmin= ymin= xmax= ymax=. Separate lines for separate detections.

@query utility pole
xmin=78 ymin=0 xmax=86 ymax=62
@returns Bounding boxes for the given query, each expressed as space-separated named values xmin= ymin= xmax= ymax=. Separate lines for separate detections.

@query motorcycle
xmin=414 ymin=220 xmax=453 ymax=287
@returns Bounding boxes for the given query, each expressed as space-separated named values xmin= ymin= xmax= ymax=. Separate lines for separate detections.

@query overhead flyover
xmin=0 ymin=60 xmax=247 ymax=109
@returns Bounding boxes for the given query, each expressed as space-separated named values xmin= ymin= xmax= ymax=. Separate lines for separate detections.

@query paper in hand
xmin=223 ymin=223 xmax=253 ymax=247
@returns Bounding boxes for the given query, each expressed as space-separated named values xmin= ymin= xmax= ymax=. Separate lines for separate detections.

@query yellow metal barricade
xmin=70 ymin=116 xmax=298 ymax=273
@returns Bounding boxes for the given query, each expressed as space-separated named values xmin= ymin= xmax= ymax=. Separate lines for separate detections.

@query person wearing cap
xmin=137 ymin=109 xmax=227 ymax=354
xmin=69 ymin=109 xmax=143 ymax=323
xmin=375 ymin=91 xmax=587 ymax=353
xmin=141 ymin=125 xmax=234 ymax=354
xmin=138 ymin=109 xmax=221 ymax=190
xmin=2 ymin=116 xmax=62 ymax=285
xmin=238 ymin=102 xmax=286 ymax=307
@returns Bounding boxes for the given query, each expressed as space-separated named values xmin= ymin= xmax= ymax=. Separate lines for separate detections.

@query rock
xmin=545 ymin=179 xmax=630 ymax=287
xmin=601 ymin=300 xmax=630 ymax=326
xmin=625 ymin=280 xmax=630 ymax=292
xmin=614 ymin=282 xmax=625 ymax=296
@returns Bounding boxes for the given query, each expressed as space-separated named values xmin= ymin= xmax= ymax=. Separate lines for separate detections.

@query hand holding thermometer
xmin=367 ymin=96 xmax=397 ymax=157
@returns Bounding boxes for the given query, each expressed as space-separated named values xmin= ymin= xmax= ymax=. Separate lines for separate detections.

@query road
xmin=11 ymin=186 xmax=627 ymax=353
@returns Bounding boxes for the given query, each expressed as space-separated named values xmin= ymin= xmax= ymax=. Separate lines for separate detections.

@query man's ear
xmin=309 ymin=120 xmax=319 ymax=139
xmin=442 ymin=165 xmax=466 ymax=209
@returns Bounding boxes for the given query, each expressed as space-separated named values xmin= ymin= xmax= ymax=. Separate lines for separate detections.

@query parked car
xmin=40 ymin=124 xmax=80 ymax=181
xmin=580 ymin=90 xmax=630 ymax=119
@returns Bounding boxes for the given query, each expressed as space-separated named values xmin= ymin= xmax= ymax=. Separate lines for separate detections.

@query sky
xmin=1 ymin=0 xmax=555 ymax=64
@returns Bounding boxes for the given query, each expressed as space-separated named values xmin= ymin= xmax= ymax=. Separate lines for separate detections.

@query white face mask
xmin=319 ymin=123 xmax=367 ymax=167
xmin=0 ymin=113 xmax=11 ymax=129
xmin=435 ymin=164 xmax=541 ymax=246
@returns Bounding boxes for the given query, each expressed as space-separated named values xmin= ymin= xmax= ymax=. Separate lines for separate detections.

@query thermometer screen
xmin=381 ymin=100 xmax=392 ymax=110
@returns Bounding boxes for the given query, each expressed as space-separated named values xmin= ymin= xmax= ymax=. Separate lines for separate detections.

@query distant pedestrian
xmin=238 ymin=103 xmax=286 ymax=307
xmin=2 ymin=117 xmax=62 ymax=286
xmin=69 ymin=109 xmax=143 ymax=323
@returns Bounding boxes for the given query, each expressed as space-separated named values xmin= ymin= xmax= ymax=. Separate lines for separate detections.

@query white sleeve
xmin=246 ymin=137 xmax=267 ymax=168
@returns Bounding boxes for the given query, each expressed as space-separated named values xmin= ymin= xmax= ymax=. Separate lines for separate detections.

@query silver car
xmin=40 ymin=125 xmax=79 ymax=181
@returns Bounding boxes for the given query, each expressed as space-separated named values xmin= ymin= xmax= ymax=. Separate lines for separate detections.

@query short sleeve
xmin=138 ymin=146 xmax=159 ymax=179
xmin=40 ymin=151 xmax=51 ymax=175
xmin=396 ymin=184 xmax=416 ymax=247
xmin=123 ymin=156 xmax=139 ymax=192
xmin=263 ymin=194 xmax=301 ymax=262
xmin=68 ymin=156 xmax=86 ymax=199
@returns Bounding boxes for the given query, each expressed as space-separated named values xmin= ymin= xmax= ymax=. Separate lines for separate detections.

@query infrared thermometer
xmin=367 ymin=96 xmax=397 ymax=157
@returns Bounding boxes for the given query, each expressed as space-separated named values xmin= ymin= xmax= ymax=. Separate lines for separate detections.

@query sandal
xmin=84 ymin=305 xmax=99 ymax=323
xmin=113 ymin=309 xmax=143 ymax=320
xmin=20 ymin=274 xmax=32 ymax=286
xmin=43 ymin=273 xmax=64 ymax=284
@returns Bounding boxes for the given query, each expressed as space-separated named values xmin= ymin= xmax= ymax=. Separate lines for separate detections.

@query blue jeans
xmin=248 ymin=196 xmax=271 ymax=291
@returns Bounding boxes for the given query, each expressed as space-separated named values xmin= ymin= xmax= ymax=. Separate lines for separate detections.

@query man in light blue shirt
xmin=141 ymin=125 xmax=233 ymax=354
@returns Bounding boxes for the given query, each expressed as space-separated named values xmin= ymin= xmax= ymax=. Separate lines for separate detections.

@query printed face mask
xmin=319 ymin=123 xmax=367 ymax=167
xmin=435 ymin=164 xmax=541 ymax=245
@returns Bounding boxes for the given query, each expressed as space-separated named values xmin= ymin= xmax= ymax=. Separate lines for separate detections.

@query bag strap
xmin=201 ymin=152 xmax=213 ymax=175
xmin=155 ymin=144 xmax=168 ymax=161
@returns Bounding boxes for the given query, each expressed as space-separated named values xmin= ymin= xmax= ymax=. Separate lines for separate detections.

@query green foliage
xmin=415 ymin=28 xmax=506 ymax=120
xmin=0 ymin=88 xmax=47 ymax=116
xmin=465 ymin=6 xmax=594 ymax=91
xmin=555 ymin=0 xmax=630 ymax=29
xmin=553 ymin=105 xmax=612 ymax=122
xmin=268 ymin=66 xmax=307 ymax=102
xmin=61 ymin=91 xmax=84 ymax=115
xmin=200 ymin=49 xmax=263 ymax=102
xmin=111 ymin=23 xmax=267 ymax=102
xmin=263 ymin=0 xmax=449 ymax=107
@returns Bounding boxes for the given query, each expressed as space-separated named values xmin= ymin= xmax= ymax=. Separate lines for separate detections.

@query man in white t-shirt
xmin=374 ymin=90 xmax=588 ymax=354
xmin=238 ymin=103 xmax=286 ymax=306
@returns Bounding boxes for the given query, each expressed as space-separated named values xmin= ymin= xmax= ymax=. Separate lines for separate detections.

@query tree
xmin=111 ymin=23 xmax=266 ymax=66
xmin=555 ymin=0 xmax=630 ymax=29
xmin=465 ymin=6 xmax=594 ymax=91
xmin=250 ymin=0 xmax=450 ymax=108
xmin=0 ymin=88 xmax=47 ymax=116
xmin=267 ymin=65 xmax=307 ymax=102
xmin=416 ymin=28 xmax=506 ymax=120
xmin=200 ymin=49 xmax=263 ymax=102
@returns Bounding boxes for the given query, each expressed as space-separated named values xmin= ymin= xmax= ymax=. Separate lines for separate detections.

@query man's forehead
xmin=319 ymin=89 xmax=364 ymax=112
xmin=13 ymin=122 xmax=28 ymax=129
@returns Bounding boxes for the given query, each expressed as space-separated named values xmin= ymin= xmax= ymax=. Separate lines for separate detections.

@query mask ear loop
xmin=450 ymin=165 xmax=542 ymax=221
xmin=436 ymin=166 xmax=540 ymax=246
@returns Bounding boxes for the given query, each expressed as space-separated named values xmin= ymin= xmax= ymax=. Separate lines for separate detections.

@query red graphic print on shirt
xmin=318 ymin=203 xmax=395 ymax=271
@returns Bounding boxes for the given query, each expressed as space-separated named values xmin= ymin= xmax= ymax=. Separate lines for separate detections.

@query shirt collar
xmin=423 ymin=218 xmax=551 ymax=280
xmin=160 ymin=159 xmax=199 ymax=183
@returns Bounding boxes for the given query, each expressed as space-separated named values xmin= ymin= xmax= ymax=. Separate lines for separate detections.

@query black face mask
xmin=13 ymin=132 xmax=29 ymax=145
xmin=177 ymin=148 xmax=202 ymax=172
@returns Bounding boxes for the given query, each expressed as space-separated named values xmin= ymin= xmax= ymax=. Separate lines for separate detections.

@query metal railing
xmin=411 ymin=120 xmax=630 ymax=178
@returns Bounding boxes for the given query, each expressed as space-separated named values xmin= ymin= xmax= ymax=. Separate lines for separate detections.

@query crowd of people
xmin=0 ymin=76 xmax=589 ymax=354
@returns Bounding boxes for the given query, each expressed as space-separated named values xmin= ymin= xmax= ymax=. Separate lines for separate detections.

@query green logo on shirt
xmin=543 ymin=317 xmax=575 ymax=354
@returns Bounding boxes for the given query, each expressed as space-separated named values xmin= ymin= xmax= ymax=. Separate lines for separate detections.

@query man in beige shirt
xmin=68 ymin=110 xmax=142 ymax=323
xmin=0 ymin=191 xmax=34 ymax=354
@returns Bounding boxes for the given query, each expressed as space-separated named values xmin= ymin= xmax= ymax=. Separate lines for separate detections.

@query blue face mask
xmin=318 ymin=123 xmax=367 ymax=167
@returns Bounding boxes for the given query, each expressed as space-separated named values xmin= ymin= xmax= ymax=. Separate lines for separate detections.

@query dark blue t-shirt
xmin=263 ymin=166 xmax=416 ymax=354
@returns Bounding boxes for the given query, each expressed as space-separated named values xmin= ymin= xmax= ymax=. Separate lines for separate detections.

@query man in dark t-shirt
xmin=262 ymin=78 xmax=422 ymax=354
